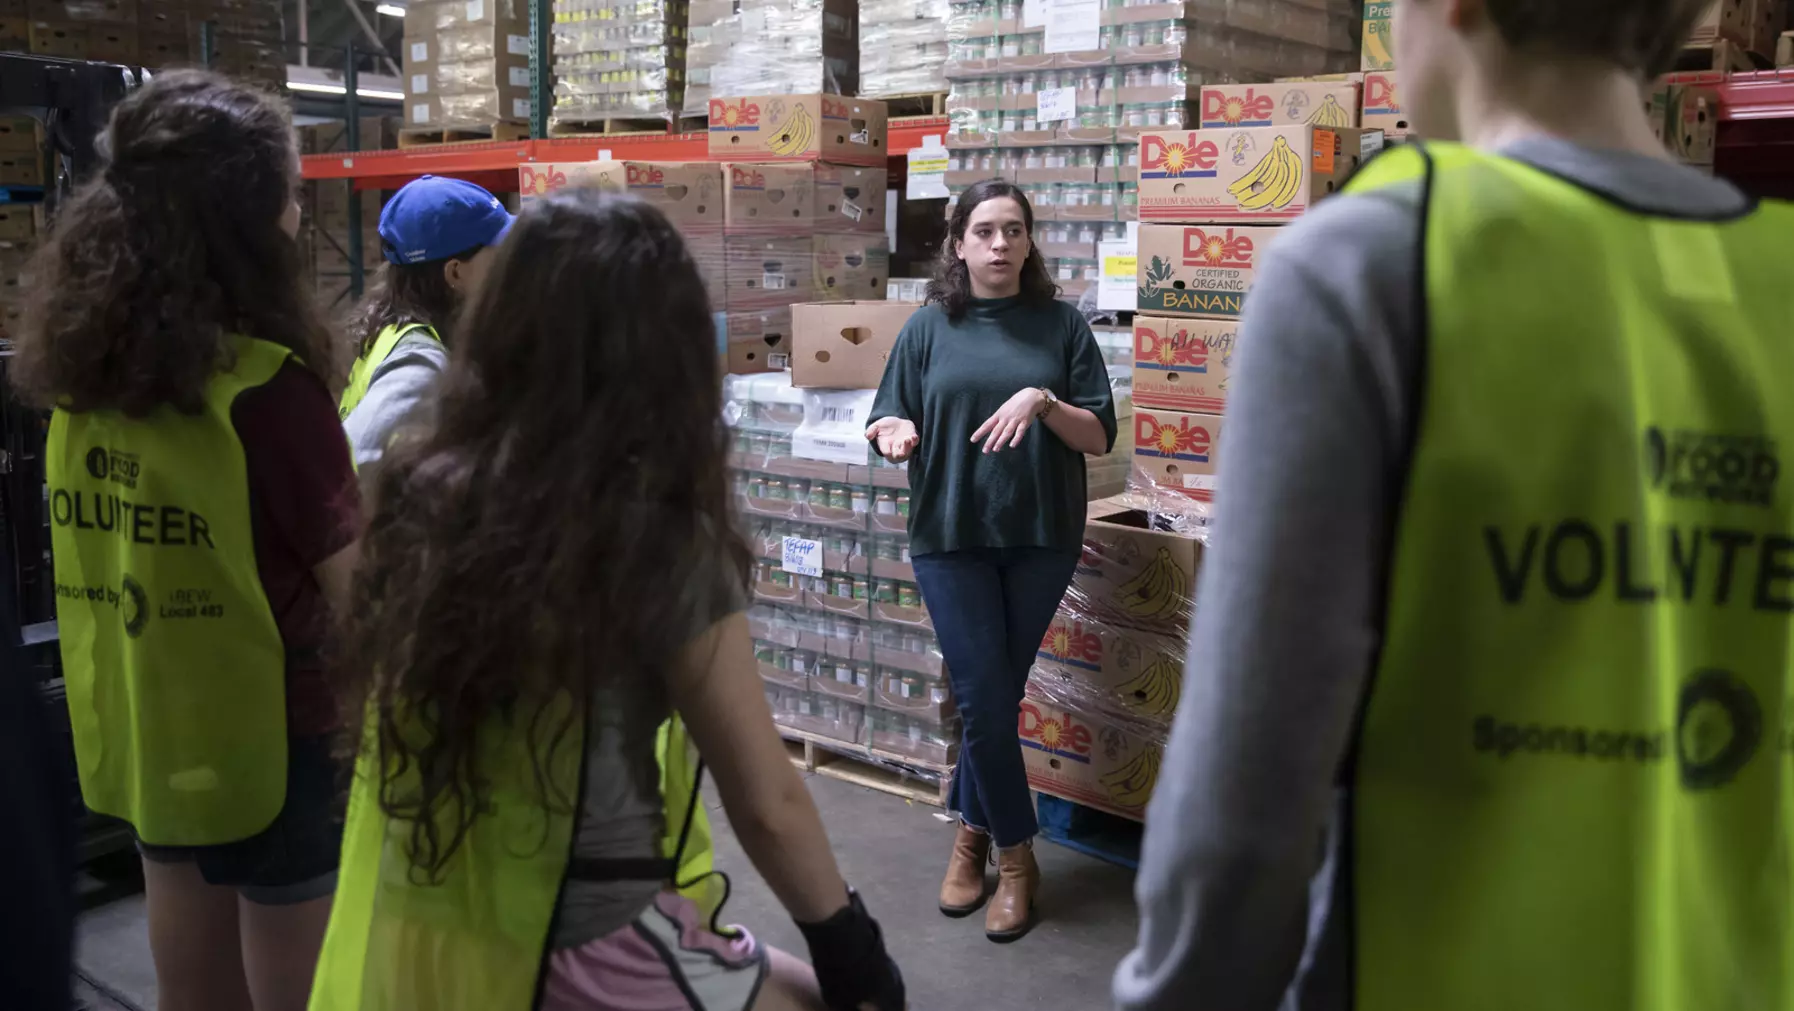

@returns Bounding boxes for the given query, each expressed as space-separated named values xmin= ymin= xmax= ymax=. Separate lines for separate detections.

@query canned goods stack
xmin=860 ymin=0 xmax=952 ymax=98
xmin=941 ymin=0 xmax=1361 ymax=305
xmin=550 ymin=0 xmax=691 ymax=131
xmin=726 ymin=372 xmax=959 ymax=770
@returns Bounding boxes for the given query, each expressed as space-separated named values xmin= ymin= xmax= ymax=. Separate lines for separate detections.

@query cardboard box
xmin=0 ymin=150 xmax=42 ymax=187
xmin=27 ymin=19 xmax=86 ymax=57
xmin=725 ymin=236 xmax=816 ymax=308
xmin=0 ymin=14 xmax=26 ymax=48
xmin=518 ymin=161 xmax=723 ymax=229
xmin=1362 ymin=71 xmax=1410 ymax=140
xmin=0 ymin=203 xmax=37 ymax=242
xmin=1690 ymin=0 xmax=1751 ymax=47
xmin=27 ymin=0 xmax=131 ymax=22
xmin=726 ymin=306 xmax=793 ymax=374
xmin=1035 ymin=610 xmax=1186 ymax=725
xmin=1139 ymin=126 xmax=1373 ymax=223
xmin=1133 ymin=408 xmax=1222 ymax=500
xmin=0 ymin=115 xmax=37 ymax=153
xmin=1199 ymin=83 xmax=1361 ymax=129
xmin=1073 ymin=498 xmax=1203 ymax=636
xmin=723 ymin=162 xmax=817 ymax=235
xmin=1662 ymin=83 xmax=1719 ymax=165
xmin=406 ymin=90 xmax=530 ymax=129
xmin=791 ymin=300 xmax=919 ymax=389
xmin=1131 ymin=316 xmax=1237 ymax=415
xmin=83 ymin=21 xmax=133 ymax=61
xmin=814 ymin=164 xmax=888 ymax=234
xmin=811 ymin=233 xmax=890 ymax=301
xmin=1361 ymin=0 xmax=1393 ymax=71
xmin=1020 ymin=689 xmax=1164 ymax=822
xmin=708 ymin=94 xmax=889 ymax=167
xmin=1136 ymin=224 xmax=1278 ymax=319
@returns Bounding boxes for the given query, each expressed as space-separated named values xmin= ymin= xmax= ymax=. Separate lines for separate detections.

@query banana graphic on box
xmin=768 ymin=104 xmax=816 ymax=157
xmin=1226 ymin=135 xmax=1305 ymax=212
xmin=1100 ymin=747 xmax=1162 ymax=809
xmin=1113 ymin=547 xmax=1187 ymax=620
xmin=1364 ymin=23 xmax=1395 ymax=69
xmin=1307 ymin=94 xmax=1353 ymax=128
xmin=1115 ymin=655 xmax=1182 ymax=718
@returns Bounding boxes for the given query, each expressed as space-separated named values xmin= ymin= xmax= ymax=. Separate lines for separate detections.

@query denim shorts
xmin=137 ymin=735 xmax=344 ymax=905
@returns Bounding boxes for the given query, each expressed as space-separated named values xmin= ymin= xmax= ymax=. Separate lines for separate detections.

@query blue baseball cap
xmin=378 ymin=175 xmax=515 ymax=265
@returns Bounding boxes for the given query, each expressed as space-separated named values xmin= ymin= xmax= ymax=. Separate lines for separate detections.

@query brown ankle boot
xmin=986 ymin=842 xmax=1040 ymax=942
xmin=938 ymin=824 xmax=992 ymax=917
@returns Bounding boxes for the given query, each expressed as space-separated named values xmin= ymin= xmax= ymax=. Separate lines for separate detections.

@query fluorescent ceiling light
xmin=288 ymin=81 xmax=405 ymax=100
xmin=375 ymin=3 xmax=406 ymax=15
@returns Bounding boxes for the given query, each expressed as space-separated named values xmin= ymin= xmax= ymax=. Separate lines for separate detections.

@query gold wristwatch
xmin=1037 ymin=387 xmax=1059 ymax=418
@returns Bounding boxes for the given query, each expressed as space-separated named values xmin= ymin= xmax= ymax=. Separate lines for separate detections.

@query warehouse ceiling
xmin=283 ymin=0 xmax=402 ymax=71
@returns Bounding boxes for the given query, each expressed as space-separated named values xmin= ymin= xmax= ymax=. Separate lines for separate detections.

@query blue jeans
xmin=911 ymin=546 xmax=1080 ymax=848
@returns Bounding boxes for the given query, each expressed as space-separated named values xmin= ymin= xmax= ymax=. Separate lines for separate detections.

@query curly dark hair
xmin=344 ymin=245 xmax=481 ymax=359
xmin=338 ymin=188 xmax=752 ymax=881
xmin=926 ymin=178 xmax=1059 ymax=321
xmin=9 ymin=69 xmax=334 ymax=415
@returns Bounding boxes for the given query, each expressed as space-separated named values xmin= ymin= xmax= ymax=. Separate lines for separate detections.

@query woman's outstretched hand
xmin=866 ymin=417 xmax=920 ymax=463
xmin=971 ymin=387 xmax=1048 ymax=453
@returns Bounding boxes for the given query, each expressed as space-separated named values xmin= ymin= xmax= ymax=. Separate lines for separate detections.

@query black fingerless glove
xmin=795 ymin=888 xmax=905 ymax=1011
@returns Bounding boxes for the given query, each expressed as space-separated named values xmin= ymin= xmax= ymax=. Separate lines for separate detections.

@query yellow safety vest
xmin=1347 ymin=143 xmax=1794 ymax=1009
xmin=47 ymin=335 xmax=291 ymax=845
xmin=339 ymin=322 xmax=440 ymax=421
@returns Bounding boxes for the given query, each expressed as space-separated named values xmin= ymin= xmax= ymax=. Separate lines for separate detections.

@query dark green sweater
xmin=870 ymin=295 xmax=1118 ymax=557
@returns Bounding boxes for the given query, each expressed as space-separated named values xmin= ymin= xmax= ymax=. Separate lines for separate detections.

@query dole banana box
xmin=1133 ymin=408 xmax=1222 ymax=501
xmin=1136 ymin=224 xmax=1278 ymax=319
xmin=1072 ymin=498 xmax=1203 ymax=637
xmin=1138 ymin=126 xmax=1372 ymax=223
xmin=722 ymin=162 xmax=817 ymax=235
xmin=518 ymin=161 xmax=723 ymax=230
xmin=1131 ymin=316 xmax=1237 ymax=415
xmin=1362 ymin=71 xmax=1410 ymax=140
xmin=1020 ymin=686 xmax=1165 ymax=822
xmin=812 ymin=233 xmax=890 ymax=301
xmin=708 ymin=94 xmax=889 ymax=167
xmin=726 ymin=307 xmax=792 ymax=375
xmin=724 ymin=236 xmax=817 ymax=308
xmin=1663 ymin=84 xmax=1719 ymax=165
xmin=814 ymin=164 xmax=888 ymax=234
xmin=1361 ymin=0 xmax=1394 ymax=71
xmin=1036 ymin=610 xmax=1186 ymax=728
xmin=1199 ymin=83 xmax=1361 ymax=130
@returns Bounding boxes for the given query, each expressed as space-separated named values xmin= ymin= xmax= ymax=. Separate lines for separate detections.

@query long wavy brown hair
xmin=339 ymin=188 xmax=751 ymax=880
xmin=344 ymin=246 xmax=481 ymax=359
xmin=926 ymin=178 xmax=1059 ymax=321
xmin=9 ymin=70 xmax=334 ymax=414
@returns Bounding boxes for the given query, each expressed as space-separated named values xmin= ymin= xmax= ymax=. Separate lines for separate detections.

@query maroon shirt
xmin=229 ymin=359 xmax=360 ymax=738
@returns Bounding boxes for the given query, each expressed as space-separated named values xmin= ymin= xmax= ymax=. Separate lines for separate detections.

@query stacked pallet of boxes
xmin=684 ymin=0 xmax=858 ymax=118
xmin=403 ymin=0 xmax=530 ymax=138
xmin=550 ymin=0 xmax=689 ymax=132
xmin=709 ymin=94 xmax=889 ymax=372
xmin=940 ymin=0 xmax=1361 ymax=306
xmin=1690 ymin=0 xmax=1788 ymax=66
xmin=0 ymin=116 xmax=39 ymax=344
xmin=1132 ymin=89 xmax=1380 ymax=506
xmin=860 ymin=0 xmax=950 ymax=100
xmin=22 ymin=0 xmax=138 ymax=65
xmin=1351 ymin=3 xmax=1408 ymax=142
xmin=299 ymin=118 xmax=399 ymax=306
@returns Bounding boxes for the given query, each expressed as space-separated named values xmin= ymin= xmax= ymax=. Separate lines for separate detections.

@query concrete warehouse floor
xmin=73 ymin=771 xmax=1142 ymax=1009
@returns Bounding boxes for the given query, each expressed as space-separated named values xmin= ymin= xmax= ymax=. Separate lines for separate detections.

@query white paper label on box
xmin=850 ymin=128 xmax=870 ymax=145
xmin=410 ymin=74 xmax=428 ymax=95
xmin=841 ymin=200 xmax=864 ymax=221
xmin=906 ymin=136 xmax=950 ymax=200
xmin=793 ymin=390 xmax=879 ymax=464
xmin=781 ymin=536 xmax=823 ymax=578
xmin=508 ymin=65 xmax=530 ymax=87
xmin=1037 ymin=87 xmax=1076 ymax=123
xmin=1044 ymin=0 xmax=1100 ymax=54
xmin=1362 ymin=130 xmax=1386 ymax=158
xmin=465 ymin=0 xmax=484 ymax=21
xmin=507 ymin=33 xmax=530 ymax=55
xmin=762 ymin=272 xmax=787 ymax=290
xmin=410 ymin=41 xmax=428 ymax=62
xmin=1182 ymin=474 xmax=1218 ymax=491
xmin=514 ymin=98 xmax=531 ymax=119
xmin=1096 ymin=237 xmax=1137 ymax=312
xmin=1022 ymin=0 xmax=1047 ymax=28
xmin=411 ymin=103 xmax=429 ymax=124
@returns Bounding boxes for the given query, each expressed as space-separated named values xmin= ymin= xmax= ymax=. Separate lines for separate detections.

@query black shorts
xmin=138 ymin=735 xmax=345 ymax=905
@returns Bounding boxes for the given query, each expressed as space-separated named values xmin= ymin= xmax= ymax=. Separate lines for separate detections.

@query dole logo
xmin=626 ymin=164 xmax=665 ymax=186
xmin=1019 ymin=701 xmax=1093 ymax=761
xmin=1136 ymin=413 xmax=1213 ymax=462
xmin=1181 ymin=227 xmax=1255 ymax=268
xmin=822 ymin=96 xmax=852 ymax=119
xmin=1137 ymin=321 xmax=1208 ymax=372
xmin=1202 ymin=88 xmax=1274 ymax=126
xmin=1039 ymin=617 xmax=1104 ymax=671
xmin=1366 ymin=74 xmax=1400 ymax=113
xmin=710 ymin=98 xmax=761 ymax=128
xmin=520 ymin=165 xmax=567 ymax=196
xmin=1141 ymin=133 xmax=1219 ymax=179
xmin=731 ymin=165 xmax=766 ymax=188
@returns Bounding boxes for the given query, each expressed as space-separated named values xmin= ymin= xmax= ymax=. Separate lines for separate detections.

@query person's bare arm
xmin=669 ymin=612 xmax=850 ymax=922
xmin=1039 ymin=401 xmax=1110 ymax=455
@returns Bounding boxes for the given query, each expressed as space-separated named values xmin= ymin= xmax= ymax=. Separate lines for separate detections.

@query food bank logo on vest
xmin=1644 ymin=425 xmax=1778 ymax=508
xmin=1019 ymin=701 xmax=1092 ymax=763
xmin=1039 ymin=617 xmax=1103 ymax=672
xmin=86 ymin=446 xmax=140 ymax=489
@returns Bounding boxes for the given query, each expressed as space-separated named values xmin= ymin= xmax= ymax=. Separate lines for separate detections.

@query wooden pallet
xmin=870 ymin=91 xmax=948 ymax=118
xmin=549 ymin=115 xmax=705 ymax=137
xmin=397 ymin=121 xmax=530 ymax=148
xmin=1676 ymin=37 xmax=1764 ymax=73
xmin=778 ymin=726 xmax=952 ymax=807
